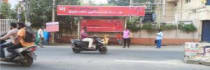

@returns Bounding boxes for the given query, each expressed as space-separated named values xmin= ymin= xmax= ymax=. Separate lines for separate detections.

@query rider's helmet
xmin=10 ymin=22 xmax=17 ymax=29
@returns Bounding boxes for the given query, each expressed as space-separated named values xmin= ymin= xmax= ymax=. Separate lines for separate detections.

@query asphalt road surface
xmin=1 ymin=45 xmax=209 ymax=70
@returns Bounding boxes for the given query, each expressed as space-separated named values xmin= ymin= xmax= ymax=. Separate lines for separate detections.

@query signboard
xmin=204 ymin=46 xmax=210 ymax=56
xmin=184 ymin=42 xmax=210 ymax=63
xmin=185 ymin=42 xmax=199 ymax=57
xmin=81 ymin=19 xmax=124 ymax=32
xmin=57 ymin=5 xmax=145 ymax=16
xmin=46 ymin=22 xmax=59 ymax=32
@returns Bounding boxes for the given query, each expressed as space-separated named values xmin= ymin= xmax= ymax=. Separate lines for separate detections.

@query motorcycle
xmin=0 ymin=33 xmax=37 ymax=67
xmin=71 ymin=36 xmax=107 ymax=54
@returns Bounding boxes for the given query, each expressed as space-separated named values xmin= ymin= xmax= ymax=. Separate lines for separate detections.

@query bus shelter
xmin=57 ymin=5 xmax=145 ymax=39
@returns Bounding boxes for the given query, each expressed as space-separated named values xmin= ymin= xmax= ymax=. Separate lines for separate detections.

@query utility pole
xmin=158 ymin=0 xmax=166 ymax=29
xmin=127 ymin=0 xmax=133 ymax=29
xmin=129 ymin=0 xmax=133 ymax=21
xmin=17 ymin=0 xmax=22 ymax=22
xmin=51 ymin=0 xmax=56 ymax=43
xmin=162 ymin=0 xmax=166 ymax=16
xmin=77 ymin=17 xmax=80 ymax=39
xmin=26 ymin=0 xmax=31 ymax=25
xmin=130 ymin=0 xmax=133 ymax=6
xmin=21 ymin=0 xmax=27 ymax=23
xmin=161 ymin=0 xmax=166 ymax=28
xmin=52 ymin=0 xmax=55 ymax=22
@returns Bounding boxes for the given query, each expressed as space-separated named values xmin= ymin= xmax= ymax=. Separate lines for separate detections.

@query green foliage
xmin=127 ymin=21 xmax=141 ymax=32
xmin=0 ymin=3 xmax=16 ymax=19
xmin=27 ymin=0 xmax=79 ymax=30
xmin=127 ymin=20 xmax=196 ymax=33
xmin=28 ymin=0 xmax=53 ymax=27
xmin=178 ymin=23 xmax=197 ymax=32
xmin=142 ymin=23 xmax=157 ymax=32
xmin=56 ymin=0 xmax=80 ymax=5
xmin=126 ymin=17 xmax=142 ymax=32
xmin=160 ymin=24 xmax=177 ymax=30
xmin=107 ymin=0 xmax=130 ymax=6
xmin=126 ymin=21 xmax=178 ymax=32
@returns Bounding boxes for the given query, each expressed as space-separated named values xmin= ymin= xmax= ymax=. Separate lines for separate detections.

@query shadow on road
xmin=0 ymin=63 xmax=24 ymax=68
xmin=0 ymin=62 xmax=66 ymax=70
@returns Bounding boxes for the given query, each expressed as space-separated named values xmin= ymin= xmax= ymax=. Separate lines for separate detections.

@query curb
xmin=185 ymin=60 xmax=210 ymax=66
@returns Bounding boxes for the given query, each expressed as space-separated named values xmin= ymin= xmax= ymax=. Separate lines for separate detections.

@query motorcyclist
xmin=80 ymin=27 xmax=94 ymax=48
xmin=7 ymin=22 xmax=35 ymax=60
xmin=0 ymin=23 xmax=18 ymax=60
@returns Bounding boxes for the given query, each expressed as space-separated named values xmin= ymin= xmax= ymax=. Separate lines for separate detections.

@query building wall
xmin=155 ymin=0 xmax=176 ymax=24
xmin=155 ymin=0 xmax=210 ymax=42
xmin=176 ymin=0 xmax=210 ymax=41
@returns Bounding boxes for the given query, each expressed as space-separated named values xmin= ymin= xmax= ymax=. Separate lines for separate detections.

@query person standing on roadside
xmin=116 ymin=33 xmax=122 ymax=45
xmin=103 ymin=34 xmax=109 ymax=46
xmin=36 ymin=27 xmax=44 ymax=48
xmin=123 ymin=28 xmax=131 ymax=48
xmin=43 ymin=29 xmax=49 ymax=45
xmin=156 ymin=29 xmax=163 ymax=48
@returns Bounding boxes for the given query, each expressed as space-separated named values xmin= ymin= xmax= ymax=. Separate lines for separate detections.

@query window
xmin=185 ymin=0 xmax=191 ymax=3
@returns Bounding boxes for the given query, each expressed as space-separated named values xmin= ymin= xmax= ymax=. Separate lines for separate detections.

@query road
xmin=1 ymin=45 xmax=209 ymax=70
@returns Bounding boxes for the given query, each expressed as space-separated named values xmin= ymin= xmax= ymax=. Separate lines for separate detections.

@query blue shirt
xmin=43 ymin=31 xmax=49 ymax=40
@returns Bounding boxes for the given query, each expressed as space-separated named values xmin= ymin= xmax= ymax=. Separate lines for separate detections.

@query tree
xmin=27 ymin=0 xmax=79 ymax=27
xmin=28 ymin=0 xmax=52 ymax=27
xmin=0 ymin=3 xmax=16 ymax=19
xmin=107 ymin=0 xmax=130 ymax=6
xmin=26 ymin=0 xmax=79 ymax=34
xmin=56 ymin=0 xmax=80 ymax=33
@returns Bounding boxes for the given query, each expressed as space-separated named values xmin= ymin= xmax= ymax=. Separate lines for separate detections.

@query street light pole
xmin=129 ymin=0 xmax=133 ymax=21
xmin=52 ymin=0 xmax=55 ymax=22
xmin=22 ymin=0 xmax=27 ymax=23
xmin=17 ymin=1 xmax=22 ymax=22
xmin=162 ymin=0 xmax=166 ymax=16
xmin=51 ymin=0 xmax=56 ymax=43
xmin=127 ymin=0 xmax=133 ymax=29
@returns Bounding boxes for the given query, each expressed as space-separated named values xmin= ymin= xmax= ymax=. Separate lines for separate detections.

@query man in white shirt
xmin=156 ymin=29 xmax=163 ymax=48
xmin=37 ymin=27 xmax=44 ymax=48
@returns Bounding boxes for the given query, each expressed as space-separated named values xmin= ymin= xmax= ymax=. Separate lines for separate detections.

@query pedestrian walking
xmin=156 ymin=29 xmax=163 ymax=48
xmin=35 ymin=27 xmax=44 ymax=48
xmin=123 ymin=28 xmax=131 ymax=48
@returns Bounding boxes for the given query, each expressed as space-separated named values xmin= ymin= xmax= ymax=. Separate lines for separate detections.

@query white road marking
xmin=115 ymin=59 xmax=184 ymax=65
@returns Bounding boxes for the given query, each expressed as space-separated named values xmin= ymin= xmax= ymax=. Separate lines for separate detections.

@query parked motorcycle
xmin=0 ymin=33 xmax=37 ymax=67
xmin=71 ymin=37 xmax=107 ymax=54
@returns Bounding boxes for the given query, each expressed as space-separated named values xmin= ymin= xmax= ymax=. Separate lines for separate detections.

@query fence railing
xmin=0 ymin=19 xmax=16 ymax=35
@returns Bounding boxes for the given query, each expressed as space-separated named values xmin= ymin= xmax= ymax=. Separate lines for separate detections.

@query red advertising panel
xmin=81 ymin=19 xmax=124 ymax=32
xmin=57 ymin=5 xmax=145 ymax=16
xmin=46 ymin=22 xmax=59 ymax=32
